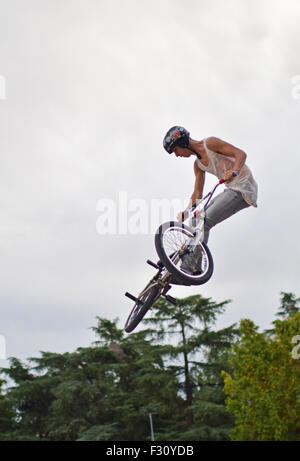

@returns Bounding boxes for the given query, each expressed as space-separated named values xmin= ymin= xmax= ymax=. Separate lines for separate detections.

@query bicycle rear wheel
xmin=155 ymin=221 xmax=214 ymax=285
xmin=124 ymin=283 xmax=160 ymax=333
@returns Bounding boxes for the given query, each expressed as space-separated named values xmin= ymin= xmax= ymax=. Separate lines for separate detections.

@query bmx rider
xmin=163 ymin=126 xmax=258 ymax=275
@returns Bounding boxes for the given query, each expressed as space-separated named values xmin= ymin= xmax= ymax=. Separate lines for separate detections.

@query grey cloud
xmin=0 ymin=0 xmax=299 ymax=360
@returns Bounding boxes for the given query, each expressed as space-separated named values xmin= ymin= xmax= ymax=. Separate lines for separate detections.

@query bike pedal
xmin=125 ymin=292 xmax=138 ymax=303
xmin=164 ymin=294 xmax=177 ymax=305
xmin=146 ymin=259 xmax=162 ymax=270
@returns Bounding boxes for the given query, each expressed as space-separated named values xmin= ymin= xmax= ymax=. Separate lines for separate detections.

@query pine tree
xmin=0 ymin=378 xmax=16 ymax=438
xmin=0 ymin=319 xmax=182 ymax=441
xmin=0 ymin=293 xmax=239 ymax=441
xmin=91 ymin=318 xmax=184 ymax=441
xmin=144 ymin=294 xmax=239 ymax=440
xmin=265 ymin=291 xmax=300 ymax=336
xmin=276 ymin=292 xmax=300 ymax=318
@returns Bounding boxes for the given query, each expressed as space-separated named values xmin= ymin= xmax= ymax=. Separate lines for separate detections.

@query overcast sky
xmin=0 ymin=0 xmax=299 ymax=367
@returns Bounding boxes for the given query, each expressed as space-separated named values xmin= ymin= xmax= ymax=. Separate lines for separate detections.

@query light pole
xmin=144 ymin=408 xmax=158 ymax=441
xmin=148 ymin=412 xmax=155 ymax=441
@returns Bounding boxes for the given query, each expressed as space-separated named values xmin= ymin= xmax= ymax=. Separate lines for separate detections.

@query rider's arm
xmin=206 ymin=137 xmax=247 ymax=179
xmin=177 ymin=162 xmax=205 ymax=221
xmin=191 ymin=161 xmax=205 ymax=205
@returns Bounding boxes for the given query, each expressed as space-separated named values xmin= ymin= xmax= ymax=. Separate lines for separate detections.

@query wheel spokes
xmin=162 ymin=227 xmax=208 ymax=277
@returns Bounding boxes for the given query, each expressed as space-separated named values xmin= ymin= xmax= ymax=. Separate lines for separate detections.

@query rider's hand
xmin=223 ymin=169 xmax=236 ymax=183
xmin=177 ymin=211 xmax=184 ymax=222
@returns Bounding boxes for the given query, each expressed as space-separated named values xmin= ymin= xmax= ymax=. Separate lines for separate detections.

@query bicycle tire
xmin=124 ymin=284 xmax=160 ymax=333
xmin=155 ymin=221 xmax=214 ymax=286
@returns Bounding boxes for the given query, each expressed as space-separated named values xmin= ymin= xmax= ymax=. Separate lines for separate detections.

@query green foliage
xmin=144 ymin=294 xmax=238 ymax=440
xmin=222 ymin=313 xmax=300 ymax=441
xmin=0 ymin=378 xmax=16 ymax=436
xmin=0 ymin=318 xmax=184 ymax=441
xmin=2 ymin=291 xmax=298 ymax=441
xmin=276 ymin=291 xmax=300 ymax=318
xmin=0 ymin=294 xmax=236 ymax=441
xmin=76 ymin=424 xmax=118 ymax=441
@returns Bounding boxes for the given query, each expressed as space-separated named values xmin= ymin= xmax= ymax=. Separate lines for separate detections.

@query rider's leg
xmin=170 ymin=190 xmax=249 ymax=282
xmin=203 ymin=189 xmax=250 ymax=244
xmin=157 ymin=253 xmax=191 ymax=285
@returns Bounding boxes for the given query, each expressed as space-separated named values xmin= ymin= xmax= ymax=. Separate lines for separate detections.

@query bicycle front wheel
xmin=124 ymin=283 xmax=160 ymax=333
xmin=155 ymin=221 xmax=214 ymax=285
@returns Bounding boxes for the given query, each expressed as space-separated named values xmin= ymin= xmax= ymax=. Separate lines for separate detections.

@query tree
xmin=265 ymin=292 xmax=300 ymax=336
xmin=0 ymin=319 xmax=182 ymax=441
xmin=276 ymin=292 xmax=300 ymax=318
xmin=0 ymin=378 xmax=16 ymax=438
xmin=0 ymin=294 xmax=238 ymax=441
xmin=90 ymin=318 xmax=184 ymax=441
xmin=144 ymin=294 xmax=239 ymax=440
xmin=222 ymin=312 xmax=300 ymax=441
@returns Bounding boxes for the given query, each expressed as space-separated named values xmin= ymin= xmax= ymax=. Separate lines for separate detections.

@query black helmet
xmin=163 ymin=126 xmax=190 ymax=154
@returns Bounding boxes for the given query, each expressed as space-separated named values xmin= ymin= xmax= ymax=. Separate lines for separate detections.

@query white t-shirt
xmin=196 ymin=138 xmax=258 ymax=207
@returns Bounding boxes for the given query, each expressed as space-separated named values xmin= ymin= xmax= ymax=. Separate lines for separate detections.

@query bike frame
xmin=152 ymin=180 xmax=225 ymax=285
xmin=129 ymin=181 xmax=225 ymax=297
xmin=179 ymin=179 xmax=225 ymax=250
xmin=124 ymin=180 xmax=226 ymax=332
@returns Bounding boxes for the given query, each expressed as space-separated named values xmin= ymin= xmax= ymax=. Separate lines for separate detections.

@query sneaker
xmin=180 ymin=246 xmax=203 ymax=274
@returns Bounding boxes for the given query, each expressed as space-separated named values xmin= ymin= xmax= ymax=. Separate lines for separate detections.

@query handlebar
xmin=181 ymin=178 xmax=227 ymax=222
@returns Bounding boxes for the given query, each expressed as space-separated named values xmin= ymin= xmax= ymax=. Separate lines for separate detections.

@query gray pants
xmin=203 ymin=189 xmax=250 ymax=244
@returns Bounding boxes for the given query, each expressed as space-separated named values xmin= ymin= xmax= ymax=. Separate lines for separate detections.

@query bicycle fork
xmin=171 ymin=217 xmax=205 ymax=266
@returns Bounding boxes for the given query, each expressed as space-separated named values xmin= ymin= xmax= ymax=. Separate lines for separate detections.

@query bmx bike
xmin=124 ymin=179 xmax=226 ymax=333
